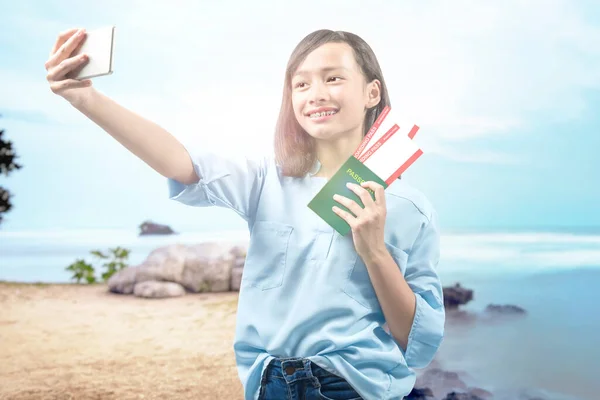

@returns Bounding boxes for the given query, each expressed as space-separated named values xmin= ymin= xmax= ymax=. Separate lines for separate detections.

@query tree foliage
xmin=0 ymin=117 xmax=23 ymax=226
xmin=66 ymin=247 xmax=131 ymax=284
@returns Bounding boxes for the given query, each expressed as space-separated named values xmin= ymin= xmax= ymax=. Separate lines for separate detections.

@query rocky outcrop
xmin=107 ymin=242 xmax=247 ymax=298
xmin=442 ymin=284 xmax=526 ymax=321
xmin=410 ymin=364 xmax=496 ymax=400
xmin=442 ymin=392 xmax=485 ymax=400
xmin=466 ymin=388 xmax=493 ymax=399
xmin=484 ymin=303 xmax=526 ymax=315
xmin=407 ymin=384 xmax=492 ymax=400
xmin=443 ymin=283 xmax=474 ymax=310
xmin=416 ymin=367 xmax=468 ymax=397
xmin=138 ymin=221 xmax=176 ymax=236
xmin=406 ymin=387 xmax=436 ymax=399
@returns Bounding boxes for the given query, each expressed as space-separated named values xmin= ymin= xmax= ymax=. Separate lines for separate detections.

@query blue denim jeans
xmin=258 ymin=357 xmax=363 ymax=400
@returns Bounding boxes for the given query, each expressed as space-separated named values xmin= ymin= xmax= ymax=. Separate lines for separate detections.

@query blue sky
xmin=1 ymin=0 xmax=599 ymax=234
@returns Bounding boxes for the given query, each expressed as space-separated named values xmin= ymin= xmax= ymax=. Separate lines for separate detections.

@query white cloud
xmin=2 ymin=0 xmax=599 ymax=165
xmin=431 ymin=116 xmax=524 ymax=141
xmin=431 ymin=146 xmax=522 ymax=165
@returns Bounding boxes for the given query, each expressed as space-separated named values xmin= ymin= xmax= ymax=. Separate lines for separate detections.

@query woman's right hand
xmin=45 ymin=28 xmax=94 ymax=105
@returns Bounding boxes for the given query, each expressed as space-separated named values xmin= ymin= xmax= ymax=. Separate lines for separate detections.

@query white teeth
xmin=309 ymin=110 xmax=337 ymax=118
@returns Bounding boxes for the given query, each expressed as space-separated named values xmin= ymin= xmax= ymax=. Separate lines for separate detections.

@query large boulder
xmin=230 ymin=266 xmax=244 ymax=292
xmin=106 ymin=264 xmax=140 ymax=294
xmin=135 ymin=243 xmax=188 ymax=284
xmin=133 ymin=281 xmax=186 ymax=298
xmin=108 ymin=242 xmax=247 ymax=296
xmin=181 ymin=242 xmax=236 ymax=292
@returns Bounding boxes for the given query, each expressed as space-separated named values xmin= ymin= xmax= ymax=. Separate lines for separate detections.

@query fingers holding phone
xmin=45 ymin=28 xmax=93 ymax=102
xmin=45 ymin=26 xmax=115 ymax=105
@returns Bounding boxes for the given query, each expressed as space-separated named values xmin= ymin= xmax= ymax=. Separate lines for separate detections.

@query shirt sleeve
xmin=403 ymin=209 xmax=445 ymax=369
xmin=167 ymin=143 xmax=268 ymax=222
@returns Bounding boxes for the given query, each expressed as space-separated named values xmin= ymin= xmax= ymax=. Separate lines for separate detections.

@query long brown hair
xmin=274 ymin=30 xmax=391 ymax=177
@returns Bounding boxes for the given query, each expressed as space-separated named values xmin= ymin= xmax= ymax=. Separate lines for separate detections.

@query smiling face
xmin=291 ymin=42 xmax=381 ymax=146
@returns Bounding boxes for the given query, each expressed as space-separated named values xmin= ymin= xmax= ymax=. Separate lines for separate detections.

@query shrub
xmin=66 ymin=247 xmax=131 ymax=284
xmin=92 ymin=247 xmax=131 ymax=281
xmin=65 ymin=259 xmax=97 ymax=284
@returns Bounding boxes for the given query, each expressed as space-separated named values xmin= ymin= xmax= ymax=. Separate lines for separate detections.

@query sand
xmin=0 ymin=282 xmax=244 ymax=400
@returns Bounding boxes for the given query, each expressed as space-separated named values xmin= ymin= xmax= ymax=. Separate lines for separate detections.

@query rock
xmin=443 ymin=283 xmax=474 ymax=310
xmin=107 ymin=265 xmax=139 ymax=294
xmin=138 ymin=220 xmax=176 ymax=236
xmin=442 ymin=392 xmax=484 ymax=400
xmin=107 ymin=242 xmax=246 ymax=295
xmin=135 ymin=244 xmax=188 ymax=284
xmin=406 ymin=387 xmax=436 ymax=399
xmin=234 ymin=257 xmax=246 ymax=269
xmin=182 ymin=243 xmax=235 ymax=292
xmin=133 ymin=281 xmax=186 ymax=298
xmin=229 ymin=245 xmax=247 ymax=258
xmin=484 ymin=304 xmax=526 ymax=315
xmin=467 ymin=387 xmax=493 ymax=399
xmin=230 ymin=266 xmax=244 ymax=292
xmin=416 ymin=368 xmax=468 ymax=399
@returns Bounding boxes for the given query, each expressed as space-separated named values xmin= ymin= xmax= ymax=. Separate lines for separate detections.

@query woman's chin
xmin=306 ymin=127 xmax=342 ymax=142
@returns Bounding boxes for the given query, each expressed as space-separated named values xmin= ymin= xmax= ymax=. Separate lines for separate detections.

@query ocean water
xmin=434 ymin=232 xmax=600 ymax=400
xmin=1 ymin=229 xmax=599 ymax=399
xmin=0 ymin=229 xmax=251 ymax=283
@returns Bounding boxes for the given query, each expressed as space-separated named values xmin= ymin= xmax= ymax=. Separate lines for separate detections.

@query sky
xmin=1 ymin=0 xmax=599 ymax=234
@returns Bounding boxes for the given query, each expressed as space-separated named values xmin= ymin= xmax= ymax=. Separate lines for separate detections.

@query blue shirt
xmin=168 ymin=147 xmax=445 ymax=400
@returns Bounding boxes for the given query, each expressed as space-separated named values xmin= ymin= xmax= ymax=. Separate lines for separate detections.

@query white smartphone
xmin=67 ymin=25 xmax=116 ymax=80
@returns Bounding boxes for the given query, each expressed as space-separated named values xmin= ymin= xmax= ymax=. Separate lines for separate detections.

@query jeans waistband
xmin=265 ymin=357 xmax=332 ymax=383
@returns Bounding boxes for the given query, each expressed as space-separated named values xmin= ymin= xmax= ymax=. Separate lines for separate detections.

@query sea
xmin=1 ymin=228 xmax=599 ymax=400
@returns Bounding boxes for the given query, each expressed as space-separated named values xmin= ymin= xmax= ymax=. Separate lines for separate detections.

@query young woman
xmin=45 ymin=28 xmax=445 ymax=400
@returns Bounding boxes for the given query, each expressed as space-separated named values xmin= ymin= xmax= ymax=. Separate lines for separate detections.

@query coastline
xmin=1 ymin=279 xmax=596 ymax=400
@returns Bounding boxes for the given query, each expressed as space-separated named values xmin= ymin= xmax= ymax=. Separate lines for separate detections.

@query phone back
xmin=67 ymin=26 xmax=115 ymax=80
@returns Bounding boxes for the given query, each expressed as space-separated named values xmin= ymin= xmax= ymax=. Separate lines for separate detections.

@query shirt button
xmin=285 ymin=366 xmax=296 ymax=375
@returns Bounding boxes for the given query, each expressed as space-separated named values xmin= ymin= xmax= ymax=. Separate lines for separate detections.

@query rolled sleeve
xmin=167 ymin=143 xmax=268 ymax=222
xmin=403 ymin=210 xmax=445 ymax=369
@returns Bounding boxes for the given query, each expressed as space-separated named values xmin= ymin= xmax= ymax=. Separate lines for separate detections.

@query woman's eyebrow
xmin=293 ymin=66 xmax=349 ymax=77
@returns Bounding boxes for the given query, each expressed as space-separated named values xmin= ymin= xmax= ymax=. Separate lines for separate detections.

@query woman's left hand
xmin=332 ymin=181 xmax=388 ymax=263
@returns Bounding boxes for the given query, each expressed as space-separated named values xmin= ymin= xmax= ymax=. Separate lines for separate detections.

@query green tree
xmin=0 ymin=116 xmax=22 ymax=226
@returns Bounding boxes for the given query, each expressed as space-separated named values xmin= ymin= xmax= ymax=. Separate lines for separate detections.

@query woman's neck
xmin=313 ymin=134 xmax=363 ymax=179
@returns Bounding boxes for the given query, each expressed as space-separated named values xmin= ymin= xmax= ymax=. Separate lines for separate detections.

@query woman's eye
xmin=294 ymin=82 xmax=306 ymax=88
xmin=328 ymin=76 xmax=342 ymax=82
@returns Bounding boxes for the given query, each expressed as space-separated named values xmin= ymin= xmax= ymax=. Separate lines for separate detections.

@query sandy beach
xmin=0 ymin=282 xmax=244 ymax=400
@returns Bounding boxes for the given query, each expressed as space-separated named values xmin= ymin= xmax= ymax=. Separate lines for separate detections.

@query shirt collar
xmin=308 ymin=158 xmax=322 ymax=177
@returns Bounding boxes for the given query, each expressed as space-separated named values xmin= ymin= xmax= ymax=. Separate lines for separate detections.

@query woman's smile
xmin=308 ymin=109 xmax=338 ymax=123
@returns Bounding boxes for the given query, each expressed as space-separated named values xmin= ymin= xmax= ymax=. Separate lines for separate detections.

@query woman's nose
xmin=308 ymin=81 xmax=329 ymax=103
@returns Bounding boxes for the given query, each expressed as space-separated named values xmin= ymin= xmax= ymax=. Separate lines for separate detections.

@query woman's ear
xmin=365 ymin=79 xmax=382 ymax=109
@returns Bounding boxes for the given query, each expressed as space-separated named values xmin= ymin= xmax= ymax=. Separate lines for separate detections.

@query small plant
xmin=92 ymin=247 xmax=131 ymax=282
xmin=65 ymin=258 xmax=97 ymax=284
xmin=65 ymin=247 xmax=131 ymax=284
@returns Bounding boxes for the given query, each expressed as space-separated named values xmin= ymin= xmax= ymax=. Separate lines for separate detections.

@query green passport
xmin=307 ymin=156 xmax=388 ymax=236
